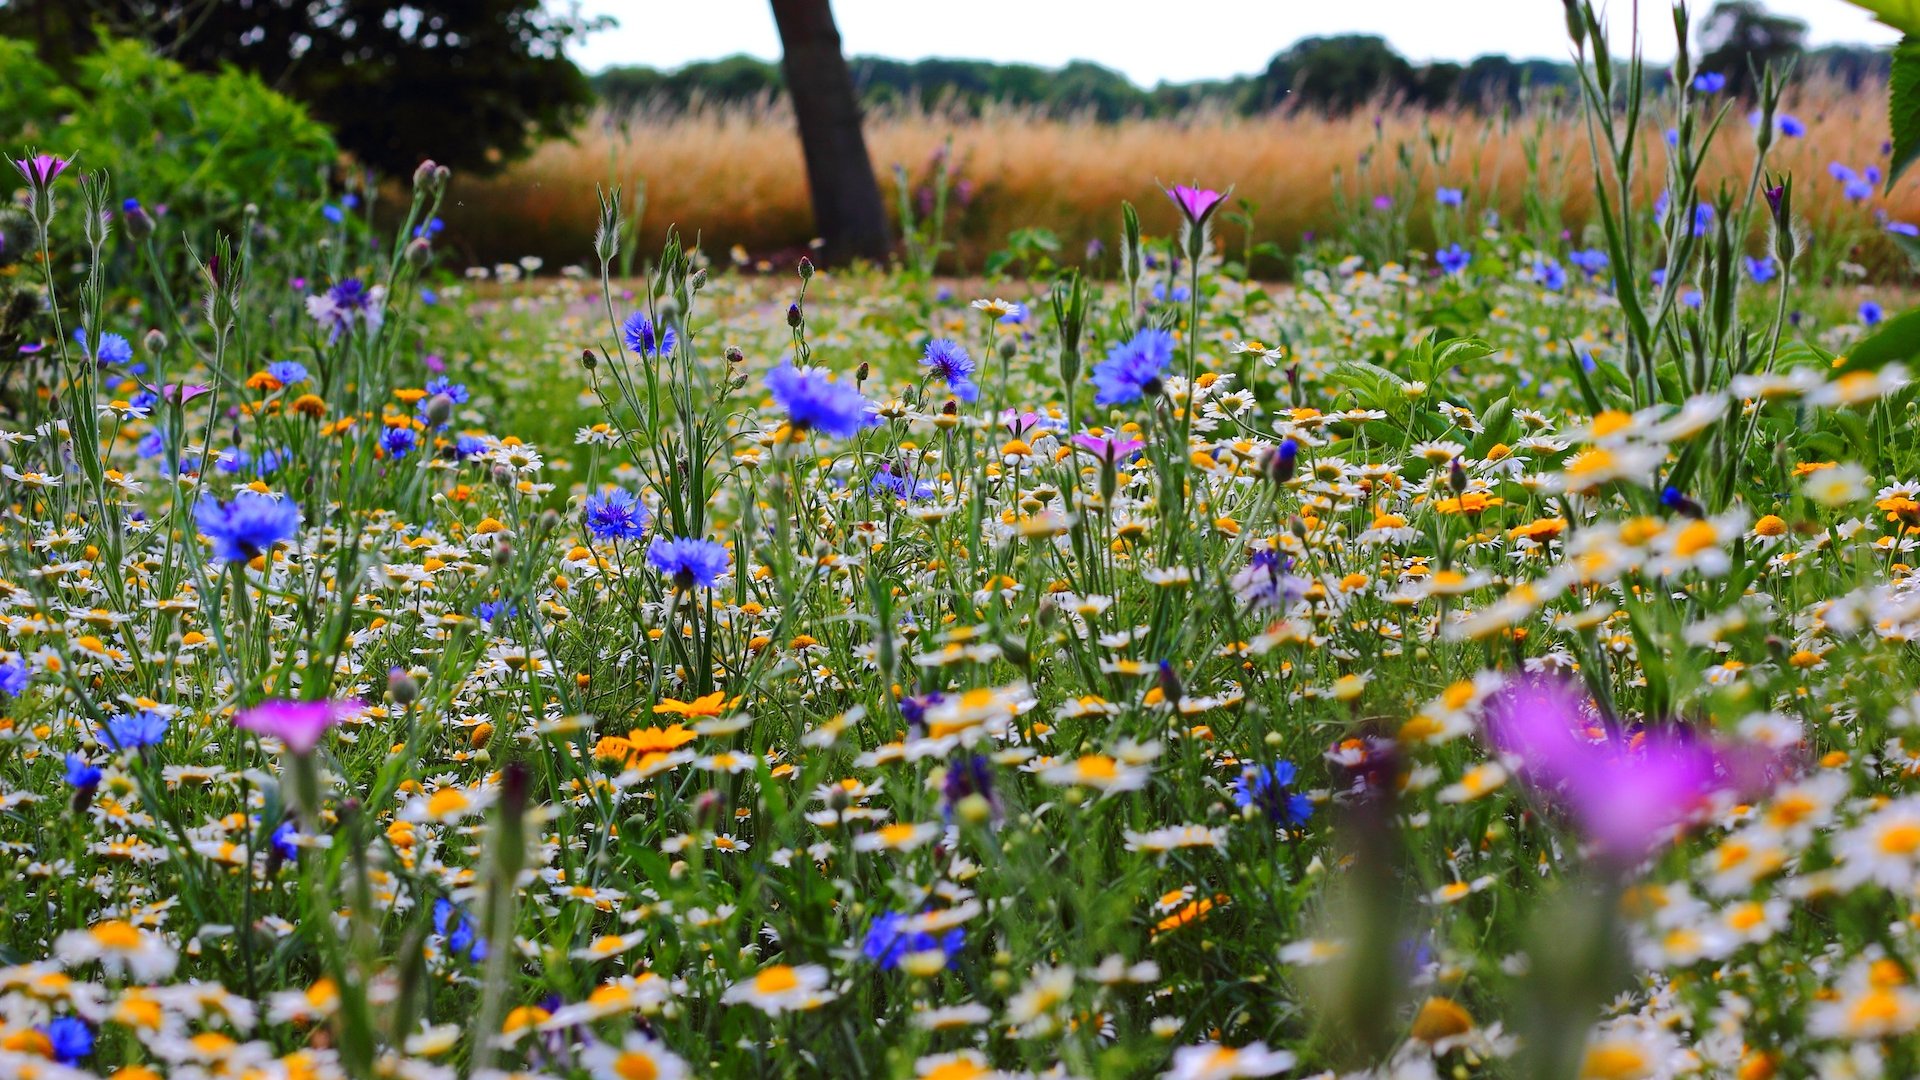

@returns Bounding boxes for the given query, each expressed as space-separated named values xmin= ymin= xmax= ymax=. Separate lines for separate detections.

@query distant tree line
xmin=594 ymin=8 xmax=1889 ymax=119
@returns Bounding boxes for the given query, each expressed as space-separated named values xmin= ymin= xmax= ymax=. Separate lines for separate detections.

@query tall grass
xmin=445 ymin=79 xmax=1913 ymax=273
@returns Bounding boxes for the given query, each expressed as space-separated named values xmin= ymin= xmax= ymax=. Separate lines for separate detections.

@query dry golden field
xmin=444 ymin=83 xmax=1913 ymax=272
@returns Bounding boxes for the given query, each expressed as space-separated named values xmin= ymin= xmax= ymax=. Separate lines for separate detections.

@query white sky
xmin=567 ymin=1 xmax=1900 ymax=82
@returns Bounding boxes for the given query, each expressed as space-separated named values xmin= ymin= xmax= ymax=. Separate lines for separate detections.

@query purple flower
xmin=1071 ymin=431 xmax=1144 ymax=464
xmin=1091 ymin=327 xmax=1174 ymax=406
xmin=1166 ymin=183 xmax=1225 ymax=224
xmin=235 ymin=699 xmax=362 ymax=755
xmin=305 ymin=279 xmax=385 ymax=342
xmin=1435 ymin=186 xmax=1464 ymax=207
xmin=1485 ymin=677 xmax=1769 ymax=864
xmin=195 ymin=491 xmax=300 ymax=562
xmin=11 ymin=153 xmax=68 ymax=188
xmin=766 ymin=361 xmax=876 ymax=439
xmin=921 ymin=338 xmax=978 ymax=402
xmin=648 ymin=536 xmax=730 ymax=589
xmin=1436 ymin=243 xmax=1470 ymax=276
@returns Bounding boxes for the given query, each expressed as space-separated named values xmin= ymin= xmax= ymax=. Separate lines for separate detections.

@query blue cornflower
xmin=1435 ymin=186 xmax=1464 ymax=207
xmin=425 ymin=376 xmax=471 ymax=404
xmin=1568 ymin=248 xmax=1609 ymax=277
xmin=621 ymin=311 xmax=677 ymax=357
xmin=998 ymin=303 xmax=1027 ymax=325
xmin=268 ymin=360 xmax=311 ymax=386
xmin=216 ymin=447 xmax=251 ymax=474
xmin=1692 ymin=72 xmax=1726 ymax=94
xmin=766 ymin=361 xmax=876 ymax=438
xmin=137 ymin=430 xmax=166 ymax=459
xmin=64 ymin=753 xmax=101 ymax=789
xmin=271 ymin=819 xmax=299 ymax=860
xmin=43 ymin=1017 xmax=93 ymax=1064
xmin=381 ymin=427 xmax=417 ymax=458
xmin=648 ymin=536 xmax=730 ymax=589
xmin=1691 ymin=203 xmax=1715 ymax=237
xmin=860 ymin=910 xmax=965 ymax=970
xmin=1533 ymin=258 xmax=1567 ymax=292
xmin=455 ymin=434 xmax=488 ymax=459
xmin=1232 ymin=760 xmax=1313 ymax=826
xmin=1435 ymin=244 xmax=1470 ymax=276
xmin=1090 ymin=327 xmax=1174 ymax=406
xmin=1745 ymin=256 xmax=1777 ymax=284
xmin=1861 ymin=301 xmax=1885 ymax=326
xmin=322 ymin=204 xmax=345 ymax=224
xmin=0 ymin=657 xmax=25 ymax=697
xmin=921 ymin=338 xmax=978 ymax=402
xmin=475 ymin=600 xmax=518 ymax=623
xmin=1889 ymin=221 xmax=1920 ymax=237
xmin=75 ymin=328 xmax=132 ymax=366
xmin=941 ymin=753 xmax=999 ymax=821
xmin=1779 ymin=114 xmax=1805 ymax=137
xmin=433 ymin=898 xmax=487 ymax=963
xmin=102 ymin=709 xmax=169 ymax=752
xmin=584 ymin=487 xmax=650 ymax=540
xmin=869 ymin=464 xmax=934 ymax=501
xmin=195 ymin=491 xmax=300 ymax=562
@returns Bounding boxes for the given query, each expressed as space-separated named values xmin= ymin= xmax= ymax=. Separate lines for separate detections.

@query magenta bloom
xmin=1166 ymin=183 xmax=1225 ymax=224
xmin=12 ymin=153 xmax=69 ymax=187
xmin=1485 ymin=677 xmax=1762 ymax=864
xmin=234 ymin=699 xmax=362 ymax=754
xmin=160 ymin=383 xmax=211 ymax=404
xmin=1072 ymin=431 xmax=1144 ymax=464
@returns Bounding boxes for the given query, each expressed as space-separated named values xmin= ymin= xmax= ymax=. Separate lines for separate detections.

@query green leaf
xmin=1891 ymin=36 xmax=1920 ymax=189
xmin=1837 ymin=304 xmax=1920 ymax=373
xmin=1847 ymin=1 xmax=1920 ymax=37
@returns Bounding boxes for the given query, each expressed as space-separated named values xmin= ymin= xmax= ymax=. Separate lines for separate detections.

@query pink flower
xmin=160 ymin=384 xmax=211 ymax=404
xmin=234 ymin=699 xmax=362 ymax=754
xmin=12 ymin=153 xmax=69 ymax=187
xmin=1072 ymin=431 xmax=1144 ymax=464
xmin=1166 ymin=183 xmax=1225 ymax=224
xmin=1485 ymin=677 xmax=1769 ymax=864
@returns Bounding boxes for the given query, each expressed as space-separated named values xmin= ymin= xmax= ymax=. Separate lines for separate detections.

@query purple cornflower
xmin=1091 ymin=327 xmax=1174 ymax=406
xmin=921 ymin=338 xmax=978 ymax=402
xmin=583 ymin=487 xmax=650 ymax=540
xmin=1435 ymin=186 xmax=1464 ymax=207
xmin=869 ymin=463 xmax=934 ymax=501
xmin=621 ymin=311 xmax=677 ymax=357
xmin=194 ymin=491 xmax=300 ymax=562
xmin=1231 ymin=548 xmax=1308 ymax=611
xmin=941 ymin=753 xmax=1000 ymax=821
xmin=306 ymin=278 xmax=385 ymax=342
xmin=766 ymin=361 xmax=876 ymax=438
xmin=648 ymin=536 xmax=730 ymax=589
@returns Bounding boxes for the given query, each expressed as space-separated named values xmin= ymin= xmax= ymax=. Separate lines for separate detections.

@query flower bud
xmin=581 ymin=348 xmax=597 ymax=371
xmin=412 ymin=159 xmax=440 ymax=192
xmin=798 ymin=256 xmax=814 ymax=280
xmin=787 ymin=303 xmax=803 ymax=329
xmin=405 ymin=237 xmax=432 ymax=268
xmin=424 ymin=393 xmax=454 ymax=427
xmin=689 ymin=267 xmax=707 ymax=292
xmin=143 ymin=329 xmax=167 ymax=356
xmin=121 ymin=199 xmax=154 ymax=241
xmin=387 ymin=666 xmax=420 ymax=705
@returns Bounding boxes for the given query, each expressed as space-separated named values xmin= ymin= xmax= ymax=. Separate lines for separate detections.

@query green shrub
xmin=0 ymin=35 xmax=336 ymax=233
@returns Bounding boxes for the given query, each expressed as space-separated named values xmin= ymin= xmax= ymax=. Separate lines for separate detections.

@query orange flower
xmin=653 ymin=692 xmax=741 ymax=717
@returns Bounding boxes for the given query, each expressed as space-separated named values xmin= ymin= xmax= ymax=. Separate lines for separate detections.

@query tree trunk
xmin=770 ymin=0 xmax=892 ymax=264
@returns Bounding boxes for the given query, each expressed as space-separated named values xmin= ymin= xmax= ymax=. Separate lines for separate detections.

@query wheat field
xmin=444 ymin=82 xmax=1910 ymax=272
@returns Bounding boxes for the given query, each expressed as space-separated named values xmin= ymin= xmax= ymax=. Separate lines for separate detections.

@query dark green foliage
xmin=1697 ymin=0 xmax=1808 ymax=96
xmin=0 ymin=0 xmax=596 ymax=178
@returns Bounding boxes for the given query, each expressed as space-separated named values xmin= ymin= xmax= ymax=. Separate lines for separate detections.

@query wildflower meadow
xmin=10 ymin=2 xmax=1920 ymax=1078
